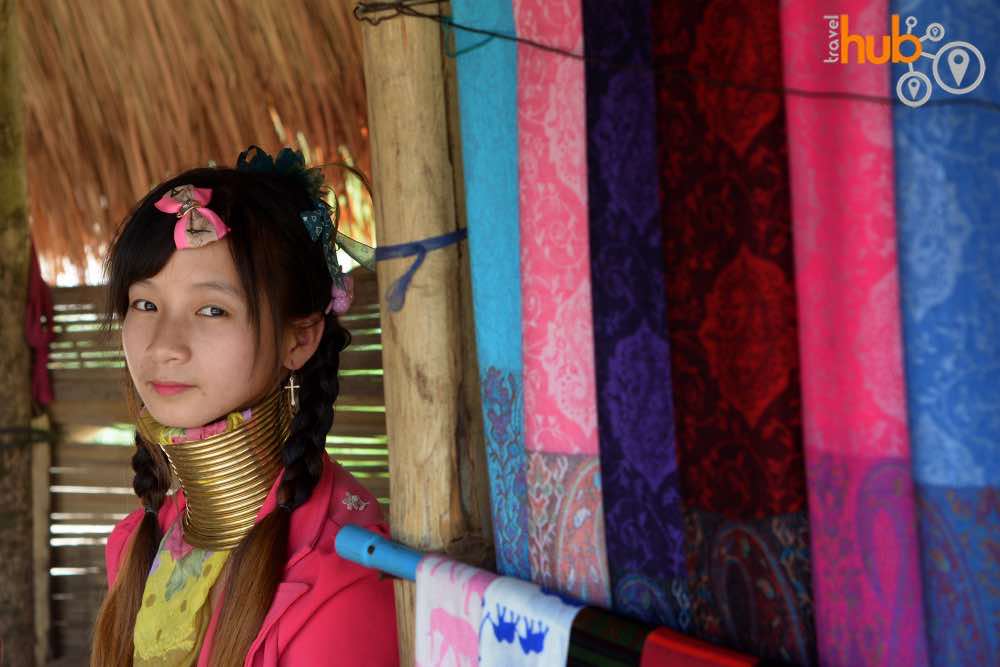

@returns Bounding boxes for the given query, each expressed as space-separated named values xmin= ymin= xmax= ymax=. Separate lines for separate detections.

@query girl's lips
xmin=151 ymin=382 xmax=194 ymax=396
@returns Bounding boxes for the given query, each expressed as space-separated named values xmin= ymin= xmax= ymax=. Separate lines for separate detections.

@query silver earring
xmin=285 ymin=373 xmax=300 ymax=409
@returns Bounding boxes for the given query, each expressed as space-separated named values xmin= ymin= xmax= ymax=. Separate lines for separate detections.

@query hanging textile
xmin=779 ymin=3 xmax=929 ymax=666
xmin=479 ymin=577 xmax=585 ymax=665
xmin=891 ymin=0 xmax=1000 ymax=664
xmin=415 ymin=555 xmax=497 ymax=667
xmin=512 ymin=0 xmax=611 ymax=606
xmin=652 ymin=1 xmax=815 ymax=663
xmin=24 ymin=241 xmax=55 ymax=407
xmin=451 ymin=0 xmax=533 ymax=581
xmin=580 ymin=0 xmax=689 ymax=629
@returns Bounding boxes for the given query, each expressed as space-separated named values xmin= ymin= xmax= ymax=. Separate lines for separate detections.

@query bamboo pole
xmin=31 ymin=413 xmax=51 ymax=667
xmin=0 ymin=0 xmax=36 ymax=663
xmin=360 ymin=4 xmax=493 ymax=663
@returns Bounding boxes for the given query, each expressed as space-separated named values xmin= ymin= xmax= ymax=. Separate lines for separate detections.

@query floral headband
xmin=153 ymin=146 xmax=372 ymax=316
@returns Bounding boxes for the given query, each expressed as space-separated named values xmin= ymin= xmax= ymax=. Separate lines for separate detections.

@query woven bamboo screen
xmin=44 ymin=268 xmax=386 ymax=662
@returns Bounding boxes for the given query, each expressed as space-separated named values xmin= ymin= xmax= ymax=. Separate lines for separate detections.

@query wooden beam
xmin=360 ymin=4 xmax=492 ymax=663
xmin=0 ymin=0 xmax=37 ymax=663
xmin=31 ymin=414 xmax=51 ymax=667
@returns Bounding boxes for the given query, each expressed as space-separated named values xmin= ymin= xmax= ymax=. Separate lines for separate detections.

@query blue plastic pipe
xmin=335 ymin=525 xmax=423 ymax=581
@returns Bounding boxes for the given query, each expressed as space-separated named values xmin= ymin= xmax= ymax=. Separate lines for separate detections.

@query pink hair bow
xmin=154 ymin=185 xmax=231 ymax=249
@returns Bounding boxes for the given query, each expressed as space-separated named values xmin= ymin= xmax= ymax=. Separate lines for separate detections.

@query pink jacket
xmin=105 ymin=455 xmax=400 ymax=666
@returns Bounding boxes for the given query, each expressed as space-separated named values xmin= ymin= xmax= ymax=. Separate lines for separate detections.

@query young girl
xmin=91 ymin=146 xmax=399 ymax=666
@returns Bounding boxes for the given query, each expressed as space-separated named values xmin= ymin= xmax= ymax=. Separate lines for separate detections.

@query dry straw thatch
xmin=22 ymin=0 xmax=371 ymax=284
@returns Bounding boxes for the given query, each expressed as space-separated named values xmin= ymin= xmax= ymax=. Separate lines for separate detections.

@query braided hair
xmin=92 ymin=163 xmax=352 ymax=666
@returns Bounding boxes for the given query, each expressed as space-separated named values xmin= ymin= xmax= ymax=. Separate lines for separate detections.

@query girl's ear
xmin=282 ymin=314 xmax=326 ymax=371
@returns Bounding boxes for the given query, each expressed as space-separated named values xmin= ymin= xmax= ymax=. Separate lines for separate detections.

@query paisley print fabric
xmin=452 ymin=0 xmax=532 ymax=580
xmin=685 ymin=510 xmax=814 ymax=666
xmin=652 ymin=1 xmax=815 ymax=662
xmin=513 ymin=0 xmax=611 ymax=606
xmin=581 ymin=0 xmax=688 ymax=629
xmin=892 ymin=1 xmax=1000 ymax=663
xmin=779 ymin=2 xmax=929 ymax=665
xmin=652 ymin=0 xmax=808 ymax=521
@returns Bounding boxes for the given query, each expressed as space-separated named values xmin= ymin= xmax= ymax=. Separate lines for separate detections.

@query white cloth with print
xmin=477 ymin=576 xmax=584 ymax=666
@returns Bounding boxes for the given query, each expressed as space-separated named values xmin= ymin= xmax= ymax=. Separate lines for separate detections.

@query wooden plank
xmin=338 ymin=348 xmax=382 ymax=371
xmin=51 ymin=285 xmax=107 ymax=308
xmin=48 ymin=399 xmax=132 ymax=426
xmin=50 ymin=545 xmax=106 ymax=569
xmin=51 ymin=466 xmax=135 ymax=489
xmin=337 ymin=373 xmax=383 ymax=398
xmin=350 ymin=269 xmax=378 ymax=304
xmin=335 ymin=393 xmax=386 ymax=408
xmin=49 ymin=328 xmax=117 ymax=345
xmin=339 ymin=312 xmax=380 ymax=328
xmin=51 ymin=378 xmax=127 ymax=404
xmin=344 ymin=333 xmax=381 ymax=349
xmin=50 ymin=575 xmax=108 ymax=605
xmin=52 ymin=443 xmax=134 ymax=465
xmin=52 ymin=493 xmax=141 ymax=516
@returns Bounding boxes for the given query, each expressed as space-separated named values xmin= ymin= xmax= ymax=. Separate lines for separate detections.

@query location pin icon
xmin=907 ymin=77 xmax=921 ymax=99
xmin=948 ymin=49 xmax=970 ymax=86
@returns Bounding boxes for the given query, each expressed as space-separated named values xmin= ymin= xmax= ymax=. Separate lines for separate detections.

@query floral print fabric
xmin=133 ymin=522 xmax=230 ymax=666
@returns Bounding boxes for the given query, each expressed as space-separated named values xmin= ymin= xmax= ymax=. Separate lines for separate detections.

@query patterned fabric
xmin=415 ymin=555 xmax=498 ymax=667
xmin=581 ymin=0 xmax=688 ymax=630
xmin=652 ymin=0 xmax=808 ymax=521
xmin=142 ymin=406 xmax=252 ymax=446
xmin=451 ymin=0 xmax=532 ymax=581
xmin=133 ymin=522 xmax=230 ymax=666
xmin=685 ymin=510 xmax=813 ymax=666
xmin=513 ymin=0 xmax=611 ymax=605
xmin=567 ymin=607 xmax=651 ymax=667
xmin=479 ymin=576 xmax=584 ymax=666
xmin=651 ymin=1 xmax=815 ymax=662
xmin=892 ymin=1 xmax=1000 ymax=663
xmin=779 ymin=2 xmax=929 ymax=665
xmin=457 ymin=1 xmax=999 ymax=664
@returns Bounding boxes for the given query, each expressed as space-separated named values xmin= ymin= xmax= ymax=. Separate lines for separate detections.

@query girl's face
xmin=122 ymin=240 xmax=283 ymax=428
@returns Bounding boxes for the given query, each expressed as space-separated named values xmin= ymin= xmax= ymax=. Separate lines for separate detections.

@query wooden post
xmin=0 ymin=0 xmax=37 ymax=664
xmin=360 ymin=4 xmax=493 ymax=663
xmin=31 ymin=413 xmax=51 ymax=666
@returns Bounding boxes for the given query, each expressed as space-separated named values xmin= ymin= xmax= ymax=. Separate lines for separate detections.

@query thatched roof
xmin=23 ymin=0 xmax=372 ymax=285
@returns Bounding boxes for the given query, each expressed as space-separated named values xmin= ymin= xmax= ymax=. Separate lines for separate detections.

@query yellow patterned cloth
xmin=133 ymin=407 xmax=249 ymax=666
xmin=133 ymin=521 xmax=230 ymax=665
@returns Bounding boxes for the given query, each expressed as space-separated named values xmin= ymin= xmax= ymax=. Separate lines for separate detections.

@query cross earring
xmin=285 ymin=373 xmax=300 ymax=409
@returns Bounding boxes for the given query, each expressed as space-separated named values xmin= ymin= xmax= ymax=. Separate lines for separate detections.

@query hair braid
xmin=280 ymin=312 xmax=350 ymax=509
xmin=90 ymin=432 xmax=172 ymax=666
xmin=132 ymin=433 xmax=172 ymax=514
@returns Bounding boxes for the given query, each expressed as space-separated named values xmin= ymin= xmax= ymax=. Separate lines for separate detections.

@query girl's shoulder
xmin=322 ymin=456 xmax=386 ymax=532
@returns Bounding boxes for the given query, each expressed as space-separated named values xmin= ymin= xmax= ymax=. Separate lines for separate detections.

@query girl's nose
xmin=147 ymin=315 xmax=193 ymax=363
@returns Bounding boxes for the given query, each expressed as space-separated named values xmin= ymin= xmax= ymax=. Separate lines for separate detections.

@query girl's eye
xmin=198 ymin=305 xmax=228 ymax=318
xmin=130 ymin=299 xmax=155 ymax=312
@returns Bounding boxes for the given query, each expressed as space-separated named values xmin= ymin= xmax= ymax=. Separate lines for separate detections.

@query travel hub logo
xmin=823 ymin=14 xmax=986 ymax=108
